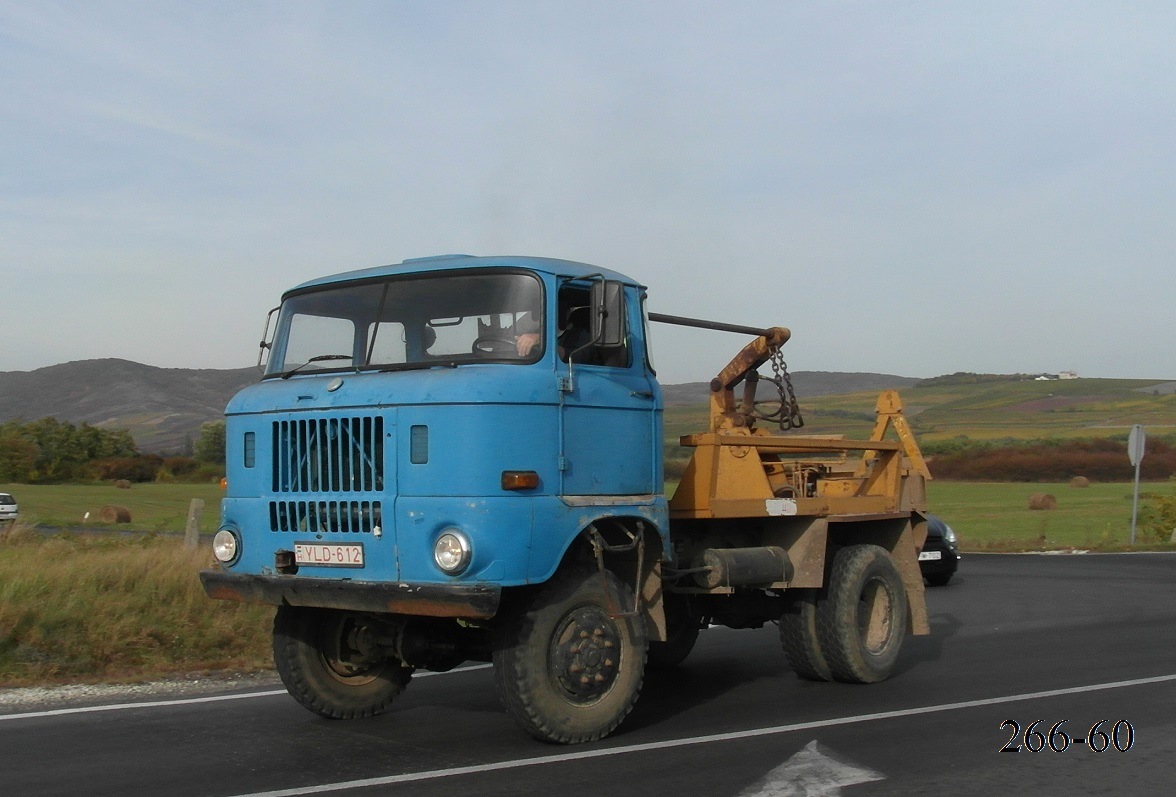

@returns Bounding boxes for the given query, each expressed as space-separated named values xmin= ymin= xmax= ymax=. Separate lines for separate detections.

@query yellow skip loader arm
xmin=657 ymin=316 xmax=933 ymax=636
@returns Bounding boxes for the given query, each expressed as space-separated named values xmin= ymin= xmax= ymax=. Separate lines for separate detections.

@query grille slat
xmin=270 ymin=415 xmax=384 ymax=535
xmin=272 ymin=415 xmax=384 ymax=494
xmin=269 ymin=499 xmax=381 ymax=534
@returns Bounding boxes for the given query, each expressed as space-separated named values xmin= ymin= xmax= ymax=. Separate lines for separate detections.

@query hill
xmin=0 ymin=360 xmax=258 ymax=453
xmin=660 ymin=371 xmax=918 ymax=406
xmin=3 ymin=360 xmax=1173 ymax=455
xmin=0 ymin=361 xmax=917 ymax=454
xmin=750 ymin=375 xmax=1176 ymax=442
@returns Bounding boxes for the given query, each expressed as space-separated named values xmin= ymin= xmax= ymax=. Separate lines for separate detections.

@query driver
xmin=513 ymin=313 xmax=541 ymax=357
xmin=515 ymin=332 xmax=540 ymax=356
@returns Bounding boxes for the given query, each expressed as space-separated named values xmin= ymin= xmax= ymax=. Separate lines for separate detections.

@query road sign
xmin=1128 ymin=424 xmax=1146 ymax=467
xmin=1128 ymin=424 xmax=1145 ymax=545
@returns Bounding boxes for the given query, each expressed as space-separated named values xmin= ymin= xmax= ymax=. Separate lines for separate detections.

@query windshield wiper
xmin=279 ymin=354 xmax=353 ymax=380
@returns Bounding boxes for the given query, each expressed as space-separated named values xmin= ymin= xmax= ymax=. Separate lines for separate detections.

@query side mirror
xmin=590 ymin=280 xmax=626 ymax=347
xmin=257 ymin=306 xmax=280 ymax=370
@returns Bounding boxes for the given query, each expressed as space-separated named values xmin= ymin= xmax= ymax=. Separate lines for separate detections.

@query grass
xmin=0 ymin=523 xmax=273 ymax=686
xmin=927 ymin=480 xmax=1176 ymax=551
xmin=0 ymin=482 xmax=225 ymax=534
xmin=1 ymin=477 xmax=1171 ymax=688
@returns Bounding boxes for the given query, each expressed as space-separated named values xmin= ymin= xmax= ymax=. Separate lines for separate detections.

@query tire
xmin=494 ymin=568 xmax=648 ymax=743
xmin=273 ymin=605 xmax=412 ymax=719
xmin=925 ymin=572 xmax=953 ymax=587
xmin=816 ymin=544 xmax=907 ymax=684
xmin=646 ymin=594 xmax=700 ymax=670
xmin=779 ymin=590 xmax=833 ymax=681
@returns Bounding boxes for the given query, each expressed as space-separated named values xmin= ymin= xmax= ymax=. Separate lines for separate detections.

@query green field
xmin=926 ymin=480 xmax=1175 ymax=550
xmin=5 ymin=479 xmax=1175 ymax=551
xmin=0 ymin=482 xmax=225 ymax=534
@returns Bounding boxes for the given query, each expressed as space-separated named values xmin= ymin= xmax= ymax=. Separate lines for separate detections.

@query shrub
xmin=90 ymin=455 xmax=163 ymax=483
xmin=1137 ymin=487 xmax=1176 ymax=544
xmin=930 ymin=438 xmax=1176 ymax=482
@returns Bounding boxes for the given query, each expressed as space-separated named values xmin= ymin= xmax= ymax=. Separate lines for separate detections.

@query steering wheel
xmin=472 ymin=336 xmax=517 ymax=355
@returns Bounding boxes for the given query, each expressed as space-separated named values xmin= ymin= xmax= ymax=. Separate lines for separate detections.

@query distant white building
xmin=1058 ymin=370 xmax=1078 ymax=380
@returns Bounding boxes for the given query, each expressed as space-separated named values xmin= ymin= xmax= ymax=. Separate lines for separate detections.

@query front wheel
xmin=816 ymin=545 xmax=908 ymax=684
xmin=494 ymin=569 xmax=648 ymax=743
xmin=273 ymin=605 xmax=412 ymax=719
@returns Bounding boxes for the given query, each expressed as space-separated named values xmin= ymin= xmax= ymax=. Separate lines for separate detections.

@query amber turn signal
xmin=501 ymin=470 xmax=540 ymax=490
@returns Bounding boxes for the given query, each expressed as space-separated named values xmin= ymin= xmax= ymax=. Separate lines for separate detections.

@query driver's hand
xmin=515 ymin=332 xmax=541 ymax=357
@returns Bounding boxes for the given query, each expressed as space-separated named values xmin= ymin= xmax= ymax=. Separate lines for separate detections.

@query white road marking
xmin=738 ymin=740 xmax=884 ymax=797
xmin=0 ymin=688 xmax=290 ymax=721
xmin=222 ymin=672 xmax=1176 ymax=797
xmin=0 ymin=664 xmax=492 ymax=722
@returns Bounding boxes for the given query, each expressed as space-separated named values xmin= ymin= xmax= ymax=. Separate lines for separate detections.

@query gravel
xmin=0 ymin=671 xmax=282 ymax=713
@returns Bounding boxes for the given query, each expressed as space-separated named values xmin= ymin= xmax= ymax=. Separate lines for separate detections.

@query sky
xmin=3 ymin=1 xmax=1175 ymax=384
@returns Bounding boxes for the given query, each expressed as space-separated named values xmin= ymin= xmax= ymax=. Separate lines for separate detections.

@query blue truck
xmin=201 ymin=254 xmax=932 ymax=744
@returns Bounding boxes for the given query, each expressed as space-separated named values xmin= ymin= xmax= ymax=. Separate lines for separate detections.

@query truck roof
xmin=286 ymin=255 xmax=642 ymax=295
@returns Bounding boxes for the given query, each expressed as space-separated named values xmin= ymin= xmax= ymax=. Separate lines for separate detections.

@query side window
xmin=557 ymin=284 xmax=630 ymax=367
xmin=641 ymin=293 xmax=656 ymax=375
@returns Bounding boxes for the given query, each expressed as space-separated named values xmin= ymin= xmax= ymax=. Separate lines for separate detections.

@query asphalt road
xmin=3 ymin=553 xmax=1175 ymax=796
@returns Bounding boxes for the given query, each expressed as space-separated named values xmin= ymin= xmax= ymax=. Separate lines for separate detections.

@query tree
xmin=0 ymin=433 xmax=39 ymax=482
xmin=194 ymin=421 xmax=226 ymax=464
xmin=0 ymin=418 xmax=139 ymax=483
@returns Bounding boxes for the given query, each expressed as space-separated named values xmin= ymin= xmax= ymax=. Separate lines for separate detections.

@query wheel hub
xmin=321 ymin=617 xmax=382 ymax=684
xmin=858 ymin=579 xmax=894 ymax=655
xmin=550 ymin=606 xmax=622 ymax=703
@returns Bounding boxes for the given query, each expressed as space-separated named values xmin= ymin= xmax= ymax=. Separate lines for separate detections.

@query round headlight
xmin=433 ymin=530 xmax=471 ymax=575
xmin=213 ymin=529 xmax=239 ymax=563
xmin=943 ymin=526 xmax=957 ymax=544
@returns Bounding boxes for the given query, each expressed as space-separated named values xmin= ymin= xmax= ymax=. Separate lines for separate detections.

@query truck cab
xmin=207 ymin=255 xmax=667 ymax=600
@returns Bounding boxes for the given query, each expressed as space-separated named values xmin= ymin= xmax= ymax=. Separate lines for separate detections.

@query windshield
xmin=265 ymin=271 xmax=544 ymax=376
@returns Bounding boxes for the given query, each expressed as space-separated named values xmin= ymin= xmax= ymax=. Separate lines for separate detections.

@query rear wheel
xmin=646 ymin=593 xmax=700 ymax=669
xmin=816 ymin=545 xmax=907 ymax=683
xmin=273 ymin=605 xmax=412 ymax=719
xmin=494 ymin=569 xmax=648 ymax=743
xmin=779 ymin=590 xmax=832 ymax=681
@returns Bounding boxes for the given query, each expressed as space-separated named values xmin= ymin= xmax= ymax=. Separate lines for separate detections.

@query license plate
xmin=295 ymin=542 xmax=365 ymax=568
xmin=918 ymin=550 xmax=942 ymax=561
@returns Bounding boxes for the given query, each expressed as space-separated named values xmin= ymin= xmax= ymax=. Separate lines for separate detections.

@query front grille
xmin=269 ymin=500 xmax=382 ymax=534
xmin=272 ymin=416 xmax=384 ymax=493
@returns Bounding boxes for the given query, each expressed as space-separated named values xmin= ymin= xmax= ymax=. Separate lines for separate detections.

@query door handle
xmin=631 ymin=391 xmax=654 ymax=399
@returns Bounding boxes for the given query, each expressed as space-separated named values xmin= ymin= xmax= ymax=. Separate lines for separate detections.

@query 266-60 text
xmin=999 ymin=720 xmax=1134 ymax=753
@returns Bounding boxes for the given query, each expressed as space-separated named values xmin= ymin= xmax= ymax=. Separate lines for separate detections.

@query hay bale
xmin=1028 ymin=493 xmax=1058 ymax=511
xmin=1069 ymin=476 xmax=1090 ymax=488
xmin=114 ymin=479 xmax=132 ymax=490
xmin=98 ymin=505 xmax=132 ymax=523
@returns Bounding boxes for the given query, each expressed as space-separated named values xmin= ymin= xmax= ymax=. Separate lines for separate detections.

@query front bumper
xmin=200 ymin=570 xmax=501 ymax=619
xmin=918 ymin=546 xmax=960 ymax=578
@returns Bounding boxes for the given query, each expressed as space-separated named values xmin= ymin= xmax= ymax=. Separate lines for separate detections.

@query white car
xmin=0 ymin=493 xmax=18 ymax=521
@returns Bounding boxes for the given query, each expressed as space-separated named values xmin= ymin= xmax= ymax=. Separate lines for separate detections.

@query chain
xmin=755 ymin=347 xmax=805 ymax=430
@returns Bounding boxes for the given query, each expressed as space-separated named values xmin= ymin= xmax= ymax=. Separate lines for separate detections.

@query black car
xmin=919 ymin=514 xmax=960 ymax=586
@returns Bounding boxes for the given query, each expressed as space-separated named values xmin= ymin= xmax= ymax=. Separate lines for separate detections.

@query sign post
xmin=1128 ymin=424 xmax=1146 ymax=545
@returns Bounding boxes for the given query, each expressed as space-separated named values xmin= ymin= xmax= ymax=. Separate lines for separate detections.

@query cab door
xmin=558 ymin=281 xmax=660 ymax=496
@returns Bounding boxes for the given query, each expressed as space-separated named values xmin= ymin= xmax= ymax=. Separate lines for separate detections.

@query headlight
xmin=943 ymin=526 xmax=958 ymax=545
xmin=213 ymin=528 xmax=240 ymax=564
xmin=433 ymin=529 xmax=471 ymax=575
